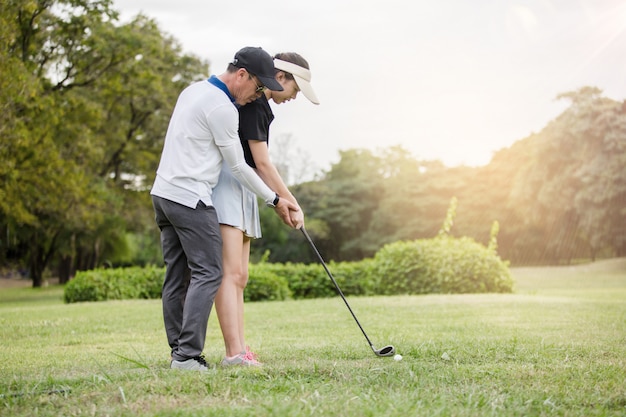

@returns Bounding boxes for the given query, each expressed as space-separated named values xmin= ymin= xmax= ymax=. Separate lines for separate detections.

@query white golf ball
xmin=393 ymin=354 xmax=402 ymax=361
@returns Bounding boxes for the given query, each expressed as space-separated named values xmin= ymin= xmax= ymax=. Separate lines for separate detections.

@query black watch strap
xmin=267 ymin=193 xmax=280 ymax=208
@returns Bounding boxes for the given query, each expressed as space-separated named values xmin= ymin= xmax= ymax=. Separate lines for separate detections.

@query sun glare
xmin=575 ymin=1 xmax=626 ymax=81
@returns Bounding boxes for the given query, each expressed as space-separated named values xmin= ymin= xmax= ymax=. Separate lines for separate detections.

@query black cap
xmin=231 ymin=47 xmax=283 ymax=91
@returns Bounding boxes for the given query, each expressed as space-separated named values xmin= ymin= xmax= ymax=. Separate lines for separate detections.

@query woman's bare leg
xmin=215 ymin=225 xmax=250 ymax=358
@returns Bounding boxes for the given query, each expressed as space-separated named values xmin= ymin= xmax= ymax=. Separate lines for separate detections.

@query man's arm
xmin=218 ymin=140 xmax=297 ymax=228
xmin=248 ymin=140 xmax=304 ymax=228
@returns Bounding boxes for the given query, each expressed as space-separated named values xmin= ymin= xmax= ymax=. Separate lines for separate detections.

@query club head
xmin=373 ymin=345 xmax=396 ymax=357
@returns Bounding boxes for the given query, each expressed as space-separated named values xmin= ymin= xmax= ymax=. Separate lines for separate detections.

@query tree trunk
xmin=30 ymin=251 xmax=44 ymax=288
xmin=58 ymin=255 xmax=73 ymax=284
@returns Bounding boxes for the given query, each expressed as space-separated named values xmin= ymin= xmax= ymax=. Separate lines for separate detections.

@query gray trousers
xmin=152 ymin=196 xmax=223 ymax=361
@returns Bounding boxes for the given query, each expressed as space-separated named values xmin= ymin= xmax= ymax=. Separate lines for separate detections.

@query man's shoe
xmin=171 ymin=355 xmax=209 ymax=371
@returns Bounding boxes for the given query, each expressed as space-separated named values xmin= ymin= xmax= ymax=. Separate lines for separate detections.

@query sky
xmin=112 ymin=0 xmax=626 ymax=175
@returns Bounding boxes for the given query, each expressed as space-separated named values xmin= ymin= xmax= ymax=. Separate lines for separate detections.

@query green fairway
xmin=1 ymin=259 xmax=625 ymax=416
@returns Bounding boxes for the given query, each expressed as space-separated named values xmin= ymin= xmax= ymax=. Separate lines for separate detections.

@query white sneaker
xmin=171 ymin=355 xmax=209 ymax=371
xmin=220 ymin=351 xmax=262 ymax=367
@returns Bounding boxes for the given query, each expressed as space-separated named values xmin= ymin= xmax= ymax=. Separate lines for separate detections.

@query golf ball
xmin=393 ymin=354 xmax=402 ymax=361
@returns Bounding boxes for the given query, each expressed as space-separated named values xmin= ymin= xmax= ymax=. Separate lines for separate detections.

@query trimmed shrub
xmin=64 ymin=266 xmax=163 ymax=303
xmin=255 ymin=260 xmax=378 ymax=299
xmin=63 ymin=236 xmax=512 ymax=303
xmin=253 ymin=262 xmax=333 ymax=299
xmin=326 ymin=259 xmax=377 ymax=296
xmin=245 ymin=264 xmax=292 ymax=301
xmin=373 ymin=236 xmax=514 ymax=295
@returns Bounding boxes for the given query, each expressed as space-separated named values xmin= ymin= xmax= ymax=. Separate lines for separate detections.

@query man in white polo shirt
xmin=151 ymin=46 xmax=301 ymax=371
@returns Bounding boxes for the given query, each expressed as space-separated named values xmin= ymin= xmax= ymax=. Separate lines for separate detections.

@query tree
xmin=564 ymin=89 xmax=626 ymax=259
xmin=288 ymin=88 xmax=626 ymax=265
xmin=0 ymin=0 xmax=208 ymax=285
xmin=506 ymin=87 xmax=626 ymax=263
xmin=314 ymin=149 xmax=386 ymax=260
xmin=361 ymin=148 xmax=451 ymax=252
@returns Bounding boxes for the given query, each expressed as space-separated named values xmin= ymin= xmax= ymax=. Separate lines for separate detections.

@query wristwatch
xmin=267 ymin=193 xmax=280 ymax=208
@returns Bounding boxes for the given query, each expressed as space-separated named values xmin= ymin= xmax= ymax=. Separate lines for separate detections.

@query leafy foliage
xmin=2 ymin=2 xmax=625 ymax=286
xmin=292 ymin=88 xmax=626 ymax=265
xmin=245 ymin=264 xmax=292 ymax=302
xmin=503 ymin=87 xmax=626 ymax=262
xmin=373 ymin=237 xmax=513 ymax=295
xmin=1 ymin=0 xmax=208 ymax=286
xmin=64 ymin=238 xmax=511 ymax=302
xmin=63 ymin=266 xmax=163 ymax=303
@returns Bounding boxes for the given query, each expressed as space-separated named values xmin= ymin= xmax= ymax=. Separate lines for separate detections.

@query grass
xmin=0 ymin=259 xmax=625 ymax=416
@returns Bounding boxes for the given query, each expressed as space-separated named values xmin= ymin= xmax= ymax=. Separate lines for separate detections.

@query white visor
xmin=273 ymin=58 xmax=320 ymax=105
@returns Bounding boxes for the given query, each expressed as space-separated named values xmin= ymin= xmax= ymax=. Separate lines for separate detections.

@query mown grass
xmin=0 ymin=259 xmax=625 ymax=416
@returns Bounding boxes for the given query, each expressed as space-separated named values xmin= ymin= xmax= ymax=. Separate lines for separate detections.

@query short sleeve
xmin=238 ymin=97 xmax=274 ymax=167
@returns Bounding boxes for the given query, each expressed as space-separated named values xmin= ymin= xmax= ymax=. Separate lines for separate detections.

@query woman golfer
xmin=212 ymin=52 xmax=320 ymax=366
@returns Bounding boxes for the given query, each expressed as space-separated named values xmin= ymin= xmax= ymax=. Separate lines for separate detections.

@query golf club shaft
xmin=300 ymin=226 xmax=375 ymax=349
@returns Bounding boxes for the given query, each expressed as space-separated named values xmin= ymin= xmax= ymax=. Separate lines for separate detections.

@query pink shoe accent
xmin=242 ymin=350 xmax=262 ymax=366
xmin=245 ymin=346 xmax=259 ymax=360
xmin=221 ymin=350 xmax=262 ymax=366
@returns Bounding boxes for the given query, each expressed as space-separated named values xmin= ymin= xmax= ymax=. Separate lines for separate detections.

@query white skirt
xmin=212 ymin=163 xmax=262 ymax=239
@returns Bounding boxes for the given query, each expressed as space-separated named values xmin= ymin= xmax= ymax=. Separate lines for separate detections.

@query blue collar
xmin=207 ymin=75 xmax=235 ymax=103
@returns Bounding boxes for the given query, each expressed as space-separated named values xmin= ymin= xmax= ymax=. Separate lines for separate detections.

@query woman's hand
xmin=290 ymin=208 xmax=305 ymax=230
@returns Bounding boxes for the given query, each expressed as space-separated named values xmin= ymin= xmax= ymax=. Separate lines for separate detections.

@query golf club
xmin=300 ymin=226 xmax=395 ymax=357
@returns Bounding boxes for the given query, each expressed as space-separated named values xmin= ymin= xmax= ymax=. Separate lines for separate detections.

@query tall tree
xmin=563 ymin=89 xmax=626 ymax=259
xmin=283 ymin=88 xmax=626 ymax=265
xmin=315 ymin=149 xmax=386 ymax=260
xmin=0 ymin=0 xmax=208 ymax=285
xmin=505 ymin=87 xmax=625 ymax=263
xmin=362 ymin=148 xmax=451 ymax=252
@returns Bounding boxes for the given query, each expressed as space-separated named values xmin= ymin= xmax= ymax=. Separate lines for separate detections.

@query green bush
xmin=254 ymin=261 xmax=378 ymax=299
xmin=64 ymin=266 xmax=163 ymax=303
xmin=281 ymin=263 xmax=335 ymax=299
xmin=245 ymin=262 xmax=329 ymax=299
xmin=64 ymin=237 xmax=512 ymax=303
xmin=373 ymin=236 xmax=514 ymax=295
xmin=325 ymin=259 xmax=377 ymax=296
xmin=245 ymin=264 xmax=292 ymax=301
